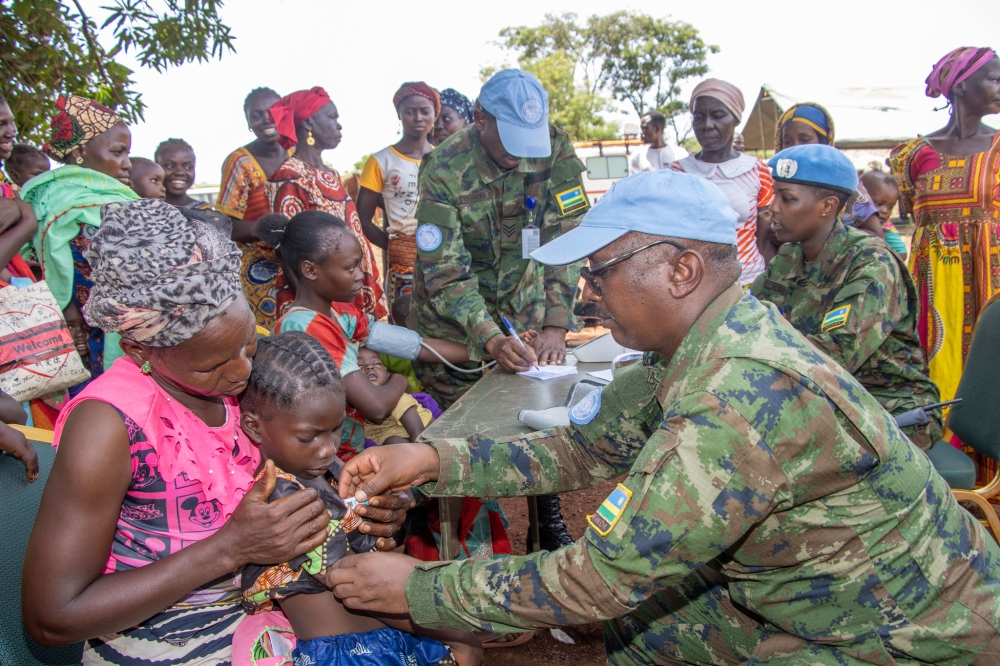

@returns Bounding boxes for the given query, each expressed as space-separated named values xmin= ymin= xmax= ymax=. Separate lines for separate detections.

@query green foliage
xmin=489 ymin=11 xmax=717 ymax=143
xmin=0 ymin=0 xmax=235 ymax=144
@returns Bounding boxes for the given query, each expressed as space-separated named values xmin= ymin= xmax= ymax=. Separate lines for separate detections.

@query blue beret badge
xmin=416 ymin=224 xmax=443 ymax=252
xmin=775 ymin=159 xmax=798 ymax=179
xmin=569 ymin=387 xmax=602 ymax=425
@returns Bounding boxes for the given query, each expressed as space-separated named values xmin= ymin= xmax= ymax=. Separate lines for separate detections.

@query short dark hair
xmin=154 ymin=138 xmax=194 ymax=162
xmin=6 ymin=143 xmax=47 ymax=169
xmin=244 ymin=87 xmax=279 ymax=115
xmin=860 ymin=169 xmax=899 ymax=192
xmin=643 ymin=110 xmax=666 ymax=131
xmin=239 ymin=331 xmax=344 ymax=417
xmin=810 ymin=186 xmax=851 ymax=214
xmin=255 ymin=210 xmax=350 ymax=280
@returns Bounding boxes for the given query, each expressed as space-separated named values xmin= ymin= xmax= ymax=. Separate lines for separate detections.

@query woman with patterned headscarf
xmin=356 ymin=82 xmax=439 ymax=320
xmin=432 ymin=88 xmax=474 ymax=146
xmin=889 ymin=47 xmax=1000 ymax=442
xmin=262 ymin=87 xmax=387 ymax=321
xmin=774 ymin=103 xmax=889 ymax=243
xmin=21 ymin=94 xmax=139 ymax=380
xmin=21 ymin=199 xmax=411 ymax=666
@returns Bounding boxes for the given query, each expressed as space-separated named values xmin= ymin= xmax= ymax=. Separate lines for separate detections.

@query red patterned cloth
xmin=265 ymin=156 xmax=387 ymax=320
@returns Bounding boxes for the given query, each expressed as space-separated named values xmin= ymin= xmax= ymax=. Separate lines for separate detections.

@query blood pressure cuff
xmin=366 ymin=321 xmax=424 ymax=361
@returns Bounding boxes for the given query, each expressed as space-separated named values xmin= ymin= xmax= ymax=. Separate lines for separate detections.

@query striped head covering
xmin=689 ymin=79 xmax=745 ymax=120
xmin=393 ymin=82 xmax=441 ymax=116
xmin=926 ymin=47 xmax=998 ymax=99
xmin=84 ymin=199 xmax=242 ymax=347
xmin=439 ymin=88 xmax=474 ymax=124
xmin=269 ymin=87 xmax=332 ymax=150
xmin=775 ymin=103 xmax=835 ymax=151
xmin=43 ymin=95 xmax=124 ymax=161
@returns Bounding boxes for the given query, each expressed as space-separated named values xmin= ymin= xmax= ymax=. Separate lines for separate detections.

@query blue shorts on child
xmin=293 ymin=626 xmax=454 ymax=665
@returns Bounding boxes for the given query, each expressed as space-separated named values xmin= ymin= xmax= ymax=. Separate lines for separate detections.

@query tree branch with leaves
xmin=488 ymin=11 xmax=717 ymax=143
xmin=0 ymin=0 xmax=235 ymax=145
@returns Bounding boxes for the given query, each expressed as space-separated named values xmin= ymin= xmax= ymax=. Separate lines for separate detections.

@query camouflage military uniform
xmin=750 ymin=221 xmax=942 ymax=450
xmin=409 ymin=124 xmax=587 ymax=408
xmin=405 ymin=285 xmax=1000 ymax=664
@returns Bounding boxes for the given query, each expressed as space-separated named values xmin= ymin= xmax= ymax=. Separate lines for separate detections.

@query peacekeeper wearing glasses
xmin=329 ymin=170 xmax=1000 ymax=665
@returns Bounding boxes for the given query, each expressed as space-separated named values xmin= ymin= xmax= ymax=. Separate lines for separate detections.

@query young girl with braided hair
xmin=236 ymin=331 xmax=481 ymax=665
xmin=257 ymin=210 xmax=472 ymax=460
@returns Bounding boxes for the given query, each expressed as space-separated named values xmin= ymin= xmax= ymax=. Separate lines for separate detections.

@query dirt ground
xmin=482 ymin=477 xmax=624 ymax=666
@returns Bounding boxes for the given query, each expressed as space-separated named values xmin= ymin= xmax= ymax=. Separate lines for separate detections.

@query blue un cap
xmin=479 ymin=69 xmax=551 ymax=158
xmin=530 ymin=170 xmax=739 ymax=266
xmin=768 ymin=144 xmax=858 ymax=195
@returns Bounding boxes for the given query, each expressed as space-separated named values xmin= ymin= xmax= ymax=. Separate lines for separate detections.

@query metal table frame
xmin=419 ymin=362 xmax=610 ymax=558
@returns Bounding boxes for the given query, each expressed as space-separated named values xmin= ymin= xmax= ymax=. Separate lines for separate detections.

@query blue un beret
xmin=767 ymin=144 xmax=858 ymax=195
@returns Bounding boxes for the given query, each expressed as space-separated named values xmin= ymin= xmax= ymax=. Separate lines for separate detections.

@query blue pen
xmin=501 ymin=315 xmax=539 ymax=371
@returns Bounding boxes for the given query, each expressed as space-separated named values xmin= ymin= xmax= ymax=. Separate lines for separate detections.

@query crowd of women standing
xmin=0 ymin=43 xmax=997 ymax=666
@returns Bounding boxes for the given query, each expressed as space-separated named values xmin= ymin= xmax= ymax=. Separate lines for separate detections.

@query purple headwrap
xmin=926 ymin=47 xmax=998 ymax=99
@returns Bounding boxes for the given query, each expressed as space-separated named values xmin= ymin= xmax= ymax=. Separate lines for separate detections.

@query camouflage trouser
xmin=604 ymin=564 xmax=895 ymax=665
xmin=413 ymin=358 xmax=490 ymax=410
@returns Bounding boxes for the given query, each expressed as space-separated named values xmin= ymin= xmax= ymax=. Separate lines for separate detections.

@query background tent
xmin=741 ymin=84 xmax=949 ymax=169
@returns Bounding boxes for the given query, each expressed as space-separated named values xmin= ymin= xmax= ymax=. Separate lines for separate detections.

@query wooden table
xmin=420 ymin=361 xmax=610 ymax=557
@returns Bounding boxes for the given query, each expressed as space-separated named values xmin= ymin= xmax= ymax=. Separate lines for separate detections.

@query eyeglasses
xmin=580 ymin=239 xmax=687 ymax=296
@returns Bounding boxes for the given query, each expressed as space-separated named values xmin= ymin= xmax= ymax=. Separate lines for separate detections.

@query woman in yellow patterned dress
xmin=889 ymin=47 xmax=1000 ymax=452
xmin=216 ymin=87 xmax=287 ymax=330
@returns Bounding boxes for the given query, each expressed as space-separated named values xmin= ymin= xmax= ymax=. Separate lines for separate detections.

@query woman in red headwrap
xmin=263 ymin=88 xmax=387 ymax=321
xmin=888 ymin=47 xmax=1000 ymax=458
xmin=356 ymin=82 xmax=439 ymax=321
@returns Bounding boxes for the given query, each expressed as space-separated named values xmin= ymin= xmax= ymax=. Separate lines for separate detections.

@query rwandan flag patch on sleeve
xmin=556 ymin=186 xmax=589 ymax=215
xmin=821 ymin=304 xmax=851 ymax=332
xmin=587 ymin=483 xmax=632 ymax=537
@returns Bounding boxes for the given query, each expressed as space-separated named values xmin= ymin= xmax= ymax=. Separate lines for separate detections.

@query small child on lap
xmin=236 ymin=331 xmax=481 ymax=666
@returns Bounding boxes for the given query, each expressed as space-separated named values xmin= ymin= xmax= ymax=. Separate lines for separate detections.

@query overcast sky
xmin=88 ymin=0 xmax=999 ymax=184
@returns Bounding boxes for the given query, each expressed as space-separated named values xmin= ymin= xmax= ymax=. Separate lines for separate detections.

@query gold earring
xmin=306 ymin=130 xmax=316 ymax=146
xmin=141 ymin=361 xmax=152 ymax=374
xmin=75 ymin=156 xmax=84 ymax=165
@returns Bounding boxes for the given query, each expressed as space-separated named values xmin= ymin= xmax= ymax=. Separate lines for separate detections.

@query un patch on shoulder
xmin=821 ymin=304 xmax=851 ymax=332
xmin=587 ymin=483 xmax=632 ymax=537
xmin=556 ymin=186 xmax=589 ymax=215
xmin=415 ymin=224 xmax=443 ymax=252
xmin=569 ymin=387 xmax=601 ymax=425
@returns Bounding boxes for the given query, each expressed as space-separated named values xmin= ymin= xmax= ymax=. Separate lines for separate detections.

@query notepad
xmin=587 ymin=369 xmax=614 ymax=383
xmin=517 ymin=365 xmax=578 ymax=381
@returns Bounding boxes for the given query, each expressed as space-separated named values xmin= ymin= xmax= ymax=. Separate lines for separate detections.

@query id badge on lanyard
xmin=522 ymin=196 xmax=540 ymax=259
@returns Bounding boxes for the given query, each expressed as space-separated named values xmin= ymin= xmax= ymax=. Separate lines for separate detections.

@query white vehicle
xmin=573 ymin=138 xmax=643 ymax=204
xmin=188 ymin=185 xmax=220 ymax=206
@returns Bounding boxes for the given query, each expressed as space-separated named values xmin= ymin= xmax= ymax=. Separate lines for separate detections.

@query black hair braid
xmin=257 ymin=210 xmax=349 ymax=280
xmin=244 ymin=87 xmax=279 ymax=114
xmin=240 ymin=331 xmax=343 ymax=416
xmin=154 ymin=138 xmax=194 ymax=162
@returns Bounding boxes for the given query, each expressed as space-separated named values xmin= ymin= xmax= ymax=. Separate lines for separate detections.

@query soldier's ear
xmin=473 ymin=107 xmax=486 ymax=132
xmin=667 ymin=249 xmax=703 ymax=300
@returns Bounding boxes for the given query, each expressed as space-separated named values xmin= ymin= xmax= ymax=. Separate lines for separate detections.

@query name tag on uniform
xmin=556 ymin=186 xmax=589 ymax=215
xmin=522 ymin=225 xmax=540 ymax=259
xmin=588 ymin=483 xmax=632 ymax=537
xmin=821 ymin=304 xmax=851 ymax=332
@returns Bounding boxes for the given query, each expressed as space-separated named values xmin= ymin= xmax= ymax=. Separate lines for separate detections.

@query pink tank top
xmin=54 ymin=357 xmax=260 ymax=573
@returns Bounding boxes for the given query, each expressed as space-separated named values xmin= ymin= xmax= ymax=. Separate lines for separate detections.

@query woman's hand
xmin=353 ymin=490 xmax=414 ymax=550
xmin=0 ymin=422 xmax=38 ymax=482
xmin=338 ymin=442 xmax=441 ymax=502
xmin=214 ymin=460 xmax=330 ymax=569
